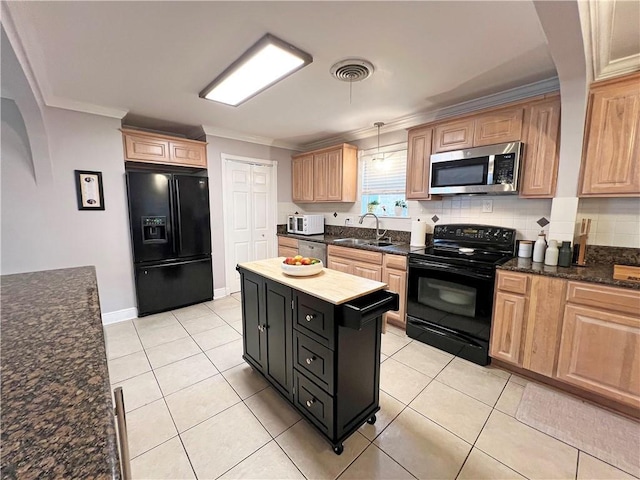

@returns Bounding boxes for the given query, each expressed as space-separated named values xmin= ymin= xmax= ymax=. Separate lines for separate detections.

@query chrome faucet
xmin=359 ymin=212 xmax=387 ymax=240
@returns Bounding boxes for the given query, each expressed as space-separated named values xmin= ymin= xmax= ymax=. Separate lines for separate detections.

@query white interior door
xmin=223 ymin=157 xmax=277 ymax=294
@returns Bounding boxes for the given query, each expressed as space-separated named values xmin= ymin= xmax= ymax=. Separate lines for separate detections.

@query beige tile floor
xmin=104 ymin=296 xmax=638 ymax=480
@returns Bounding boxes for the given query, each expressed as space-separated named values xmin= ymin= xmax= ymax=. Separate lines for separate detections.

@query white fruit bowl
xmin=281 ymin=259 xmax=324 ymax=277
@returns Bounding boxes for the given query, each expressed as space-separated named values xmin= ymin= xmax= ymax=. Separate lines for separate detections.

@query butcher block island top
xmin=237 ymin=257 xmax=388 ymax=304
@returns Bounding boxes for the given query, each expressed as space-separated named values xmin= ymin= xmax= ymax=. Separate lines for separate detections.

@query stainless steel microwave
xmin=429 ymin=141 xmax=523 ymax=195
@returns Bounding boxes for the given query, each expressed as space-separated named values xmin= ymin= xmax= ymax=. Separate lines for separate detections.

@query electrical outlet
xmin=345 ymin=216 xmax=354 ymax=226
xmin=482 ymin=200 xmax=493 ymax=213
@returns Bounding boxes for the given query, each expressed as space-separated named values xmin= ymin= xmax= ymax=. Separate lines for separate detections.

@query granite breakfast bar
xmin=1 ymin=267 xmax=122 ymax=479
xmin=236 ymin=257 xmax=399 ymax=454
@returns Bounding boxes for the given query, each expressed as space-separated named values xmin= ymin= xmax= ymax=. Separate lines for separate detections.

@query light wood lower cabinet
xmin=328 ymin=245 xmax=408 ymax=331
xmin=278 ymin=237 xmax=298 ymax=257
xmin=382 ymin=254 xmax=407 ymax=328
xmin=491 ymin=271 xmax=640 ymax=410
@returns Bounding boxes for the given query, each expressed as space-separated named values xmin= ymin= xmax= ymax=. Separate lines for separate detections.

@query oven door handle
xmin=413 ymin=321 xmax=487 ymax=349
xmin=409 ymin=260 xmax=494 ymax=281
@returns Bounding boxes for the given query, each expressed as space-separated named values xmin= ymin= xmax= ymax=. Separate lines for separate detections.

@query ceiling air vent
xmin=330 ymin=59 xmax=374 ymax=82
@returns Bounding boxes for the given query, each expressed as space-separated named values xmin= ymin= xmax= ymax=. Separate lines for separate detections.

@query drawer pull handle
xmin=305 ymin=314 xmax=315 ymax=322
xmin=305 ymin=356 xmax=316 ymax=365
xmin=306 ymin=398 xmax=315 ymax=408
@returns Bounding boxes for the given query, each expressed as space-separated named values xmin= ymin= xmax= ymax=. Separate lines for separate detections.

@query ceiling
xmin=4 ymin=1 xmax=559 ymax=149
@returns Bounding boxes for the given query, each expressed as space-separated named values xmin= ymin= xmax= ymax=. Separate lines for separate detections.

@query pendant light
xmin=373 ymin=122 xmax=385 ymax=163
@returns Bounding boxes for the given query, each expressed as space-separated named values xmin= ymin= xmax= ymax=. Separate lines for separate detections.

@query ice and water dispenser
xmin=142 ymin=216 xmax=167 ymax=244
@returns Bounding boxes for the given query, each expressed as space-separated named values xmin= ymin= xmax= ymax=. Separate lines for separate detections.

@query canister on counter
xmin=518 ymin=240 xmax=533 ymax=258
xmin=558 ymin=241 xmax=572 ymax=267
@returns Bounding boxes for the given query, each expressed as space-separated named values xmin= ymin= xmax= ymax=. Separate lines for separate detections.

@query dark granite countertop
xmin=277 ymin=232 xmax=425 ymax=256
xmin=1 ymin=267 xmax=120 ymax=479
xmin=499 ymin=258 xmax=640 ymax=290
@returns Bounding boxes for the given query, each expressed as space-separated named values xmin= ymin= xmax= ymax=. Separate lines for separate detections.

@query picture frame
xmin=75 ymin=170 xmax=105 ymax=210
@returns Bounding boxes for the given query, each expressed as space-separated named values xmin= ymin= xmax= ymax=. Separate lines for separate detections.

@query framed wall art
xmin=75 ymin=170 xmax=105 ymax=210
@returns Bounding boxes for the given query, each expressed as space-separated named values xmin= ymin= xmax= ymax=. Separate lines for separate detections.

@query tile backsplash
xmin=279 ymin=196 xmax=553 ymax=241
xmin=577 ymin=198 xmax=640 ymax=248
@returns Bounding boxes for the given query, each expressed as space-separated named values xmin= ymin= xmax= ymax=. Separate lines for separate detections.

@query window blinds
xmin=361 ymin=150 xmax=407 ymax=194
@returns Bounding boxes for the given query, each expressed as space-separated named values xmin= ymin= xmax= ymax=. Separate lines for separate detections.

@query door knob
xmin=257 ymin=325 xmax=265 ymax=332
xmin=306 ymin=398 xmax=315 ymax=408
xmin=305 ymin=356 xmax=316 ymax=365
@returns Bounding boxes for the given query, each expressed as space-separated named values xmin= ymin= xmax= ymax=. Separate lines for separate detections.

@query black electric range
xmin=406 ymin=224 xmax=516 ymax=365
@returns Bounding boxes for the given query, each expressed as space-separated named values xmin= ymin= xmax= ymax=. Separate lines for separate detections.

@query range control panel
xmin=433 ymin=224 xmax=515 ymax=245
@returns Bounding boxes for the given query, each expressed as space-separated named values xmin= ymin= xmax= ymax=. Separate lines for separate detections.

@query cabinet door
xmin=522 ymin=275 xmax=566 ymax=376
xmin=326 ymin=148 xmax=344 ymax=201
xmin=278 ymin=246 xmax=298 ymax=257
xmin=557 ymin=304 xmax=640 ymax=408
xmin=520 ymin=98 xmax=561 ymax=197
xmin=406 ymin=126 xmax=434 ymax=199
xmin=473 ymin=108 xmax=524 ymax=146
xmin=353 ymin=264 xmax=382 ymax=281
xmin=241 ymin=272 xmax=266 ymax=372
xmin=124 ymin=132 xmax=170 ymax=162
xmin=313 ymin=152 xmax=329 ymax=201
xmin=327 ymin=257 xmax=353 ymax=274
xmin=580 ymin=73 xmax=640 ymax=196
xmin=433 ymin=119 xmax=474 ymax=153
xmin=383 ymin=267 xmax=407 ymax=327
xmin=169 ymin=141 xmax=207 ymax=168
xmin=490 ymin=291 xmax=527 ymax=366
xmin=292 ymin=155 xmax=314 ymax=202
xmin=264 ymin=280 xmax=294 ymax=399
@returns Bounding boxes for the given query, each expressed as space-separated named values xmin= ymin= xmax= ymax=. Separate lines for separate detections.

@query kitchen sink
xmin=334 ymin=238 xmax=401 ymax=248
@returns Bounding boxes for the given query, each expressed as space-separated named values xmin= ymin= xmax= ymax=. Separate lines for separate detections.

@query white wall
xmin=1 ymin=103 xmax=136 ymax=317
xmin=205 ymin=135 xmax=296 ymax=292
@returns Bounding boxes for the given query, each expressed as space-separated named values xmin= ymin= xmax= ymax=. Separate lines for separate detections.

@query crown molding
xmin=589 ymin=0 xmax=640 ymax=81
xmin=201 ymin=125 xmax=301 ymax=151
xmin=45 ymin=96 xmax=128 ymax=119
xmin=299 ymin=76 xmax=560 ymax=151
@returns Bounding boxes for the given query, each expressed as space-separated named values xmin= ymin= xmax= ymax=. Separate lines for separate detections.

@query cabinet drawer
xmin=566 ymin=281 xmax=640 ymax=316
xmin=384 ymin=253 xmax=407 ymax=271
xmin=279 ymin=246 xmax=298 ymax=258
xmin=294 ymin=332 xmax=335 ymax=394
xmin=294 ymin=291 xmax=335 ymax=349
xmin=278 ymin=236 xmax=299 ymax=249
xmin=294 ymin=371 xmax=334 ymax=436
xmin=496 ymin=271 xmax=529 ymax=295
xmin=328 ymin=245 xmax=383 ymax=264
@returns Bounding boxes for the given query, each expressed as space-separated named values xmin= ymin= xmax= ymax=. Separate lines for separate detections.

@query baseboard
xmin=102 ymin=307 xmax=138 ymax=325
xmin=214 ymin=287 xmax=227 ymax=300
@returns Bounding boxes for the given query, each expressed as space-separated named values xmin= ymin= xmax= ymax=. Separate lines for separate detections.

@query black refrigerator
xmin=126 ymin=171 xmax=213 ymax=316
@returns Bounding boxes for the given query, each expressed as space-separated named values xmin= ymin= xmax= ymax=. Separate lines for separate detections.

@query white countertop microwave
xmin=287 ymin=215 xmax=324 ymax=235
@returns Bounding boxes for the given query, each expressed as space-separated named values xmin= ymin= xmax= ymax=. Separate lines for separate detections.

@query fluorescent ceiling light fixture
xmin=199 ymin=34 xmax=312 ymax=107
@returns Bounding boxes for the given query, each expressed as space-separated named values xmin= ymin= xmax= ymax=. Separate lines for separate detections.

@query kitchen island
xmin=1 ymin=267 xmax=121 ymax=479
xmin=236 ymin=258 xmax=398 ymax=454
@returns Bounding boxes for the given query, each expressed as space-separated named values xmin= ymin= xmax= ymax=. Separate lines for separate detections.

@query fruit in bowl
xmin=281 ymin=255 xmax=323 ymax=276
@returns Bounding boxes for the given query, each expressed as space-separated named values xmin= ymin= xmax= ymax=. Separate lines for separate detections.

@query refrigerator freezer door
xmin=175 ymin=175 xmax=212 ymax=258
xmin=135 ymin=258 xmax=213 ymax=316
xmin=127 ymin=172 xmax=175 ymax=263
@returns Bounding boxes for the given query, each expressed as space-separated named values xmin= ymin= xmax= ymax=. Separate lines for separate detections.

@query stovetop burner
xmin=410 ymin=223 xmax=516 ymax=267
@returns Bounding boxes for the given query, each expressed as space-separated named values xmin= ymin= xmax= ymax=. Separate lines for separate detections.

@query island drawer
xmin=294 ymin=331 xmax=335 ymax=394
xmin=294 ymin=291 xmax=336 ymax=349
xmin=294 ymin=370 xmax=333 ymax=436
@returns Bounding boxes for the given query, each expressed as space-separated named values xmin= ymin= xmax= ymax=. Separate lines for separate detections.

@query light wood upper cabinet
xmin=520 ymin=97 xmax=561 ymax=198
xmin=122 ymin=129 xmax=207 ymax=168
xmin=473 ymin=108 xmax=524 ymax=147
xmin=292 ymin=144 xmax=357 ymax=203
xmin=292 ymin=155 xmax=314 ymax=202
xmin=579 ymin=72 xmax=640 ymax=197
xmin=433 ymin=119 xmax=474 ymax=153
xmin=406 ymin=126 xmax=435 ymax=200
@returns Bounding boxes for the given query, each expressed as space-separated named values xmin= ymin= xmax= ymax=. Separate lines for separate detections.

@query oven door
xmin=406 ymin=258 xmax=495 ymax=364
